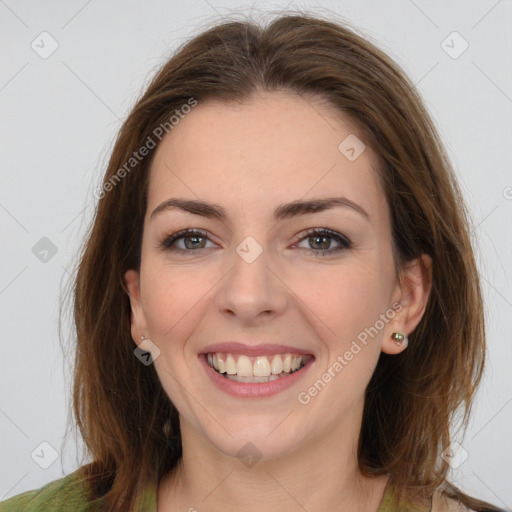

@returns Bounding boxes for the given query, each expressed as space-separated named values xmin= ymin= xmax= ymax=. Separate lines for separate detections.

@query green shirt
xmin=0 ymin=468 xmax=444 ymax=511
xmin=0 ymin=468 xmax=155 ymax=511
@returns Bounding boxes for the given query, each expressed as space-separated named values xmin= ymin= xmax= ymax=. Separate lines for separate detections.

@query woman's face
xmin=125 ymin=90 xmax=429 ymax=462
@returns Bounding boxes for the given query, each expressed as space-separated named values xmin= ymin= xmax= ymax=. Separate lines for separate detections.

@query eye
xmin=293 ymin=228 xmax=352 ymax=257
xmin=158 ymin=227 xmax=352 ymax=257
xmin=159 ymin=229 xmax=216 ymax=253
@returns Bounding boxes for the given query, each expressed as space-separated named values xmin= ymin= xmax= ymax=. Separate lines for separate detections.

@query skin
xmin=124 ymin=89 xmax=432 ymax=511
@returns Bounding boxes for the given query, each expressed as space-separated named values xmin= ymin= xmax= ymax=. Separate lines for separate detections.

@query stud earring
xmin=140 ymin=334 xmax=150 ymax=348
xmin=391 ymin=332 xmax=408 ymax=348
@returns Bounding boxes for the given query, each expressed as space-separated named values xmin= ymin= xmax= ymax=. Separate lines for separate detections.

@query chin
xmin=198 ymin=414 xmax=307 ymax=464
xmin=214 ymin=433 xmax=298 ymax=464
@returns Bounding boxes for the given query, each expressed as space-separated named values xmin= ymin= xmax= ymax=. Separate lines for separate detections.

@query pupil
xmin=186 ymin=236 xmax=204 ymax=249
xmin=312 ymin=236 xmax=329 ymax=249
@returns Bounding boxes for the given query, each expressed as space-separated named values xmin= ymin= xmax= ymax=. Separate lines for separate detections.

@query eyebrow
xmin=150 ymin=196 xmax=370 ymax=222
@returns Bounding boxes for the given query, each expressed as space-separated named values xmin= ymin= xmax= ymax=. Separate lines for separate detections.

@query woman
xmin=0 ymin=11 xmax=506 ymax=512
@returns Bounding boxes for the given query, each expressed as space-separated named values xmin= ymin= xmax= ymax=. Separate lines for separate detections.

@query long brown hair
xmin=64 ymin=10 xmax=501 ymax=511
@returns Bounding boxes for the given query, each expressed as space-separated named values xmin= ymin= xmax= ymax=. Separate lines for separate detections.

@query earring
xmin=391 ymin=332 xmax=408 ymax=348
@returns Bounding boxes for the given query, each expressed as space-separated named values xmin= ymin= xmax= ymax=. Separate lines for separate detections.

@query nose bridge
xmin=215 ymin=234 xmax=287 ymax=320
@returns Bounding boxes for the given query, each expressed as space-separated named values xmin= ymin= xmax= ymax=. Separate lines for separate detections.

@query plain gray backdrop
xmin=1 ymin=0 xmax=511 ymax=507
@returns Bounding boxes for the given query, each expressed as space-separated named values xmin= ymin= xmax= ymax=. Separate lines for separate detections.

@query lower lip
xmin=199 ymin=354 xmax=314 ymax=398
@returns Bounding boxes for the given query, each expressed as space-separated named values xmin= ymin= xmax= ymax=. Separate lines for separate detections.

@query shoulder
xmin=0 ymin=468 xmax=93 ymax=512
xmin=431 ymin=489 xmax=472 ymax=511
xmin=431 ymin=487 xmax=508 ymax=512
xmin=383 ymin=481 xmax=507 ymax=512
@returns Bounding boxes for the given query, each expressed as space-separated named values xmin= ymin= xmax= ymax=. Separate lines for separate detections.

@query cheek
xmin=293 ymin=261 xmax=385 ymax=333
xmin=292 ymin=260 xmax=390 ymax=392
xmin=139 ymin=262 xmax=213 ymax=340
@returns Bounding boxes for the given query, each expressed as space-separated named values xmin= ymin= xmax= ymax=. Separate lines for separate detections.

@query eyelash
xmin=158 ymin=228 xmax=352 ymax=257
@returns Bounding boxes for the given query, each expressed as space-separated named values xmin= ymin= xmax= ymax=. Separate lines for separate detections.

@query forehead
xmin=147 ymin=90 xmax=386 ymax=224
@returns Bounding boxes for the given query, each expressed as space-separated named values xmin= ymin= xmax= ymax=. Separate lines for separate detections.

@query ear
xmin=124 ymin=269 xmax=148 ymax=348
xmin=382 ymin=253 xmax=433 ymax=355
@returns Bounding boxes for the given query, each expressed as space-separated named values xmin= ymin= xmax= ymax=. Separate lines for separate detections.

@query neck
xmin=158 ymin=417 xmax=389 ymax=511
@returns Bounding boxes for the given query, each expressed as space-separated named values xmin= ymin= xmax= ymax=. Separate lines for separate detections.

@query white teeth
xmin=225 ymin=374 xmax=280 ymax=383
xmin=282 ymin=354 xmax=292 ymax=372
xmin=271 ymin=355 xmax=283 ymax=375
xmin=253 ymin=356 xmax=271 ymax=377
xmin=216 ymin=353 xmax=225 ymax=373
xmin=291 ymin=357 xmax=302 ymax=371
xmin=236 ymin=355 xmax=253 ymax=377
xmin=206 ymin=352 xmax=307 ymax=378
xmin=225 ymin=354 xmax=237 ymax=375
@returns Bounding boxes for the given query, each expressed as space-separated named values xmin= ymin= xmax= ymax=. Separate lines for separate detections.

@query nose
xmin=214 ymin=240 xmax=288 ymax=325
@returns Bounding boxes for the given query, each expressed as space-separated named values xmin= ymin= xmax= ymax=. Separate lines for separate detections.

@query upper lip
xmin=200 ymin=342 xmax=314 ymax=357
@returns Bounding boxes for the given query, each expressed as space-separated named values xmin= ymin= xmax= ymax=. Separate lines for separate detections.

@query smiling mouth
xmin=205 ymin=352 xmax=312 ymax=383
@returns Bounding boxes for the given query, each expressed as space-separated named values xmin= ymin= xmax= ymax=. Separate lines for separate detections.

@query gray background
xmin=1 ymin=0 xmax=511 ymax=507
